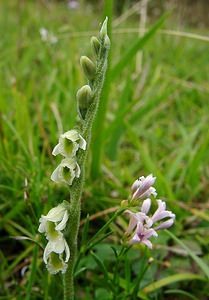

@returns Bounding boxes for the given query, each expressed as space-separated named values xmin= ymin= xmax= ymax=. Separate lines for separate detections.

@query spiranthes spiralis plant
xmin=38 ymin=18 xmax=110 ymax=300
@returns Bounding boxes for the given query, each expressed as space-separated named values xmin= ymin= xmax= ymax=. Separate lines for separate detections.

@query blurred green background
xmin=0 ymin=0 xmax=209 ymax=299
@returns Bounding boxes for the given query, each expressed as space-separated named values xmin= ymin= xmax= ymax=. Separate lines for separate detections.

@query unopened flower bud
xmin=91 ymin=36 xmax=101 ymax=57
xmin=132 ymin=174 xmax=157 ymax=200
xmin=80 ymin=56 xmax=96 ymax=80
xmin=76 ymin=85 xmax=93 ymax=119
xmin=121 ymin=200 xmax=128 ymax=207
xmin=99 ymin=17 xmax=108 ymax=40
xmin=154 ymin=218 xmax=175 ymax=231
xmin=104 ymin=34 xmax=110 ymax=49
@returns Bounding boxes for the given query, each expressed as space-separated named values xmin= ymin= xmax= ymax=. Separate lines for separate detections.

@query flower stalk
xmin=63 ymin=18 xmax=110 ymax=300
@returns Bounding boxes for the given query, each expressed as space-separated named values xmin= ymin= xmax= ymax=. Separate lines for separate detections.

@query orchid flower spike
xmin=131 ymin=174 xmax=157 ymax=200
xmin=51 ymin=158 xmax=80 ymax=185
xmin=52 ymin=130 xmax=86 ymax=158
xmin=126 ymin=198 xmax=175 ymax=249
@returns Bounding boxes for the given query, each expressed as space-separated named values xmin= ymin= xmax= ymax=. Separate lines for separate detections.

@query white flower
xmin=43 ymin=236 xmax=70 ymax=264
xmin=125 ymin=210 xmax=148 ymax=235
xmin=44 ymin=238 xmax=70 ymax=274
xmin=52 ymin=130 xmax=86 ymax=158
xmin=38 ymin=201 xmax=69 ymax=236
xmin=141 ymin=198 xmax=152 ymax=214
xmin=126 ymin=198 xmax=175 ymax=249
xmin=46 ymin=252 xmax=68 ymax=275
xmin=38 ymin=201 xmax=70 ymax=274
xmin=131 ymin=174 xmax=157 ymax=200
xmin=39 ymin=27 xmax=58 ymax=44
xmin=40 ymin=28 xmax=48 ymax=41
xmin=51 ymin=158 xmax=80 ymax=185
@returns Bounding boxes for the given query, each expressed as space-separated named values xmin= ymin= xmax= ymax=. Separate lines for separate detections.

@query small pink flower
xmin=148 ymin=200 xmax=175 ymax=227
xmin=131 ymin=174 xmax=157 ymax=200
xmin=125 ymin=210 xmax=148 ymax=235
xmin=126 ymin=198 xmax=175 ymax=249
xmin=130 ymin=222 xmax=158 ymax=249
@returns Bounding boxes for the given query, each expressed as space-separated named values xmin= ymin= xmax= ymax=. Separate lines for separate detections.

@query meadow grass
xmin=0 ymin=1 xmax=209 ymax=299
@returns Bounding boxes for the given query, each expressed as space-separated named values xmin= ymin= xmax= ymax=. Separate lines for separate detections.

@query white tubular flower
xmin=46 ymin=252 xmax=68 ymax=275
xmin=38 ymin=201 xmax=69 ymax=235
xmin=51 ymin=158 xmax=80 ymax=185
xmin=38 ymin=201 xmax=70 ymax=275
xmin=141 ymin=198 xmax=151 ymax=214
xmin=52 ymin=130 xmax=86 ymax=158
xmin=154 ymin=218 xmax=175 ymax=231
xmin=126 ymin=198 xmax=175 ymax=249
xmin=43 ymin=237 xmax=70 ymax=264
xmin=44 ymin=238 xmax=70 ymax=275
xmin=125 ymin=210 xmax=148 ymax=235
xmin=43 ymin=235 xmax=67 ymax=261
xmin=130 ymin=223 xmax=158 ymax=249
xmin=131 ymin=174 xmax=157 ymax=200
xmin=148 ymin=199 xmax=175 ymax=227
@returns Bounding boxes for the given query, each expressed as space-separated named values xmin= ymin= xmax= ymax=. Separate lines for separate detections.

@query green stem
xmin=63 ymin=36 xmax=110 ymax=300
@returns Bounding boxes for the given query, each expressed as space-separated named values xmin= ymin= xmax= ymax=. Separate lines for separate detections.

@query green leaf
xmin=95 ymin=288 xmax=110 ymax=300
xmin=25 ymin=245 xmax=38 ymax=300
xmin=81 ymin=214 xmax=90 ymax=247
xmin=165 ymin=289 xmax=199 ymax=300
xmin=166 ymin=230 xmax=209 ymax=279
xmin=90 ymin=251 xmax=109 ymax=283
xmin=142 ymin=273 xmax=205 ymax=294
xmin=111 ymin=14 xmax=167 ymax=80
xmin=91 ymin=15 xmax=167 ymax=178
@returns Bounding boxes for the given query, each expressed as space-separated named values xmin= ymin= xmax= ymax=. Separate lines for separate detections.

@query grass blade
xmin=166 ymin=230 xmax=209 ymax=279
xmin=25 ymin=245 xmax=38 ymax=300
xmin=91 ymin=14 xmax=167 ymax=178
xmin=111 ymin=14 xmax=167 ymax=80
xmin=142 ymin=273 xmax=205 ymax=294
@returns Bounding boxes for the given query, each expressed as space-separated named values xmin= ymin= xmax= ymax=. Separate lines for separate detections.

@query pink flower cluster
xmin=125 ymin=175 xmax=175 ymax=249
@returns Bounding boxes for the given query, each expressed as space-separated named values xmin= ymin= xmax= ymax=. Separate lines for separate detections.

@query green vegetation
xmin=0 ymin=1 xmax=209 ymax=299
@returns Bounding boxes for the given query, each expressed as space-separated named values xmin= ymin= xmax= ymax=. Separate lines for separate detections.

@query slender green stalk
xmin=25 ymin=244 xmax=38 ymax=300
xmin=63 ymin=20 xmax=110 ymax=300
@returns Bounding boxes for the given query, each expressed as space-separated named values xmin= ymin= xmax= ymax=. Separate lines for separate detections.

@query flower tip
xmin=99 ymin=17 xmax=108 ymax=39
xmin=104 ymin=34 xmax=111 ymax=49
xmin=131 ymin=179 xmax=139 ymax=192
xmin=131 ymin=174 xmax=157 ymax=200
xmin=147 ymin=174 xmax=156 ymax=185
xmin=50 ymin=168 xmax=58 ymax=182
